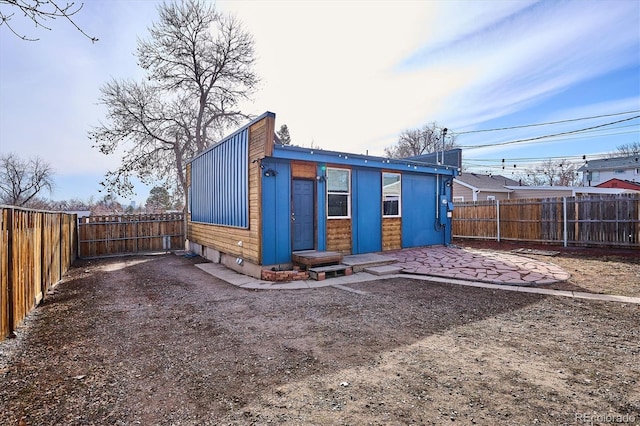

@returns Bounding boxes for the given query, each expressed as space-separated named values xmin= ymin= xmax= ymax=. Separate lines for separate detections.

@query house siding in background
xmin=578 ymin=155 xmax=640 ymax=186
xmin=453 ymin=173 xmax=518 ymax=202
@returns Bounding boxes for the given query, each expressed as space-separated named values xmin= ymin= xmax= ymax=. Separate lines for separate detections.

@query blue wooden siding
xmin=352 ymin=168 xmax=382 ymax=254
xmin=316 ymin=164 xmax=327 ymax=251
xmin=261 ymin=160 xmax=292 ymax=265
xmin=402 ymin=173 xmax=444 ymax=247
xmin=190 ymin=129 xmax=249 ymax=227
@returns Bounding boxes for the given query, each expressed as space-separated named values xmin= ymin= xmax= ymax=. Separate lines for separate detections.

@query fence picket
xmin=453 ymin=193 xmax=640 ymax=248
xmin=78 ymin=214 xmax=185 ymax=258
xmin=0 ymin=207 xmax=77 ymax=339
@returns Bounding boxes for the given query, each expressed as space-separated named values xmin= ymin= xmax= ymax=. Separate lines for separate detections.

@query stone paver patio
xmin=386 ymin=246 xmax=571 ymax=286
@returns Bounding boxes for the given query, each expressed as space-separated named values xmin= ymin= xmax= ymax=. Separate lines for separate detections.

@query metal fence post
xmin=563 ymin=197 xmax=568 ymax=247
xmin=496 ymin=199 xmax=500 ymax=242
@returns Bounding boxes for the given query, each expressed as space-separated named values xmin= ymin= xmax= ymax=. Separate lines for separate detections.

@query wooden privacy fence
xmin=78 ymin=213 xmax=184 ymax=258
xmin=1 ymin=206 xmax=77 ymax=339
xmin=452 ymin=193 xmax=640 ymax=248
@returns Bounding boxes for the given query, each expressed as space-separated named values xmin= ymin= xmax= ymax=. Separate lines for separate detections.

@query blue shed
xmin=187 ymin=112 xmax=459 ymax=278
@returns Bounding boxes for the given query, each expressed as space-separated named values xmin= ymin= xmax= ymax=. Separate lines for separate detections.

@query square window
xmin=382 ymin=173 xmax=401 ymax=217
xmin=327 ymin=168 xmax=350 ymax=218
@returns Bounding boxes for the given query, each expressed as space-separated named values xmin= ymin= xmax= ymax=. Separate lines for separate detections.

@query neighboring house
xmin=596 ymin=178 xmax=640 ymax=191
xmin=65 ymin=210 xmax=91 ymax=218
xmin=452 ymin=173 xmax=520 ymax=202
xmin=504 ymin=186 xmax=638 ymax=199
xmin=577 ymin=155 xmax=640 ymax=187
xmin=186 ymin=112 xmax=458 ymax=278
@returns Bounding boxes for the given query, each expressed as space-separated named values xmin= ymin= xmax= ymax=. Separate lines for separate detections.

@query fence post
xmin=562 ymin=197 xmax=568 ymax=247
xmin=6 ymin=208 xmax=14 ymax=337
xmin=496 ymin=199 xmax=500 ymax=242
xmin=39 ymin=211 xmax=46 ymax=305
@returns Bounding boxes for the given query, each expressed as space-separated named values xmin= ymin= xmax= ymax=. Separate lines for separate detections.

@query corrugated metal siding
xmin=190 ymin=129 xmax=249 ymax=227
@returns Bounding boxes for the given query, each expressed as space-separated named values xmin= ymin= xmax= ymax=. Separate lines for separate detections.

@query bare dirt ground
xmin=456 ymin=239 xmax=640 ymax=297
xmin=1 ymin=252 xmax=639 ymax=425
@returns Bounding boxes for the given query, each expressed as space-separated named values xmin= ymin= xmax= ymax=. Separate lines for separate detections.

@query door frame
xmin=291 ymin=178 xmax=317 ymax=251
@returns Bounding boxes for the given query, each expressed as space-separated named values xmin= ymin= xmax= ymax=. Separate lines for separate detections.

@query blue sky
xmin=0 ymin=0 xmax=638 ymax=205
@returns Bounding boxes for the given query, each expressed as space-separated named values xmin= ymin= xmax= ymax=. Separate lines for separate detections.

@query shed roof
xmin=577 ymin=155 xmax=640 ymax=172
xmin=455 ymin=173 xmax=519 ymax=191
xmin=271 ymin=144 xmax=458 ymax=177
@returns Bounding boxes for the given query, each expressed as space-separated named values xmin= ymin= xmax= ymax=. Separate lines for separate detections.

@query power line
xmin=460 ymin=127 xmax=637 ymax=149
xmin=466 ymin=155 xmax=587 ymax=162
xmin=461 ymin=115 xmax=640 ymax=149
xmin=455 ymin=109 xmax=640 ymax=135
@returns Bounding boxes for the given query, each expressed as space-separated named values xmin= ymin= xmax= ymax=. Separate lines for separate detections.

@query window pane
xmin=327 ymin=169 xmax=349 ymax=192
xmin=383 ymin=199 xmax=399 ymax=216
xmin=383 ymin=173 xmax=400 ymax=196
xmin=328 ymin=194 xmax=348 ymax=217
xmin=383 ymin=173 xmax=401 ymax=217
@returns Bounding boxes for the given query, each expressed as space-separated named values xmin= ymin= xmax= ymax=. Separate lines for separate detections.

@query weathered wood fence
xmin=78 ymin=213 xmax=184 ymax=258
xmin=452 ymin=193 xmax=640 ymax=248
xmin=1 ymin=206 xmax=77 ymax=339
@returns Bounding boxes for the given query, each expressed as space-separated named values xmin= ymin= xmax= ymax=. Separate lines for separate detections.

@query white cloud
xmin=1 ymin=0 xmax=638 ymax=202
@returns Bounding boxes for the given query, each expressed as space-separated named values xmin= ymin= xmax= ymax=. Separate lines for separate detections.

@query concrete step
xmin=308 ymin=264 xmax=353 ymax=281
xmin=341 ymin=253 xmax=397 ymax=272
xmin=364 ymin=265 xmax=404 ymax=276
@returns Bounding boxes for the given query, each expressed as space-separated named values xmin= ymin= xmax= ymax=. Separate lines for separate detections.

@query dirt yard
xmin=456 ymin=239 xmax=640 ymax=297
xmin=1 ymin=251 xmax=639 ymax=425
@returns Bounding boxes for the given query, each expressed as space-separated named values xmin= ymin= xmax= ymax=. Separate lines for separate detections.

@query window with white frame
xmin=453 ymin=196 xmax=464 ymax=202
xmin=486 ymin=195 xmax=496 ymax=201
xmin=382 ymin=172 xmax=401 ymax=217
xmin=327 ymin=168 xmax=351 ymax=218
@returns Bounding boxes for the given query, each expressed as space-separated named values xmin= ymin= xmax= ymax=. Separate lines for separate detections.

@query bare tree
xmin=0 ymin=0 xmax=97 ymax=41
xmin=519 ymin=158 xmax=580 ymax=187
xmin=611 ymin=142 xmax=640 ymax=157
xmin=0 ymin=152 xmax=54 ymax=206
xmin=89 ymin=0 xmax=257 ymax=200
xmin=385 ymin=122 xmax=457 ymax=158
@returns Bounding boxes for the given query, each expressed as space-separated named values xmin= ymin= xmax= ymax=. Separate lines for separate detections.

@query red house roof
xmin=596 ymin=178 xmax=640 ymax=190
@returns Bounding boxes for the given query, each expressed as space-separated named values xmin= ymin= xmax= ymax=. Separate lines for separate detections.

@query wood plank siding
xmin=382 ymin=217 xmax=402 ymax=251
xmin=291 ymin=161 xmax=317 ymax=179
xmin=187 ymin=114 xmax=275 ymax=264
xmin=326 ymin=219 xmax=352 ymax=254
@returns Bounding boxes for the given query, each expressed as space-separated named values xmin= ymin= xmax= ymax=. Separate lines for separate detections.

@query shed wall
xmin=261 ymin=160 xmax=292 ymax=265
xmin=187 ymin=114 xmax=275 ymax=265
xmin=351 ymin=168 xmax=382 ymax=254
xmin=402 ymin=173 xmax=443 ymax=247
xmin=382 ymin=217 xmax=402 ymax=250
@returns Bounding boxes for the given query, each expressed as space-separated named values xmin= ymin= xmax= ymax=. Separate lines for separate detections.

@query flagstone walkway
xmin=386 ymin=246 xmax=571 ymax=285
